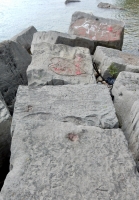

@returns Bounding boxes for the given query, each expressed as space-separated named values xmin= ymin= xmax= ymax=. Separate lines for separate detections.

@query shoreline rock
xmin=31 ymin=31 xmax=95 ymax=54
xmin=93 ymin=46 xmax=139 ymax=79
xmin=98 ymin=2 xmax=125 ymax=10
xmin=112 ymin=71 xmax=139 ymax=161
xmin=0 ymin=40 xmax=31 ymax=114
xmin=11 ymin=26 xmax=37 ymax=53
xmin=1 ymin=118 xmax=137 ymax=199
xmin=69 ymin=11 xmax=125 ymax=50
xmin=65 ymin=0 xmax=81 ymax=4
xmin=27 ymin=43 xmax=96 ymax=87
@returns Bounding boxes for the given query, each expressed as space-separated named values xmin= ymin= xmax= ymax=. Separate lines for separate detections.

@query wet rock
xmin=31 ymin=31 xmax=95 ymax=54
xmin=0 ymin=40 xmax=31 ymax=114
xmin=0 ymin=117 xmax=137 ymax=199
xmin=94 ymin=46 xmax=139 ymax=78
xmin=112 ymin=71 xmax=139 ymax=160
xmin=12 ymin=84 xmax=118 ymax=132
xmin=98 ymin=2 xmax=125 ymax=10
xmin=27 ymin=43 xmax=96 ymax=87
xmin=65 ymin=0 xmax=80 ymax=4
xmin=69 ymin=11 xmax=124 ymax=50
xmin=11 ymin=26 xmax=37 ymax=52
xmin=0 ymin=93 xmax=11 ymax=170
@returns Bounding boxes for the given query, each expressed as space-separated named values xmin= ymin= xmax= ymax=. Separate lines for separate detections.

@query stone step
xmin=0 ymin=40 xmax=31 ymax=114
xmin=11 ymin=26 xmax=37 ymax=52
xmin=0 ymin=93 xmax=11 ymax=170
xmin=0 ymin=118 xmax=138 ymax=199
xmin=93 ymin=46 xmax=139 ymax=78
xmin=12 ymin=84 xmax=118 ymax=134
xmin=27 ymin=43 xmax=96 ymax=87
xmin=112 ymin=71 xmax=139 ymax=160
xmin=68 ymin=11 xmax=124 ymax=50
xmin=31 ymin=31 xmax=95 ymax=54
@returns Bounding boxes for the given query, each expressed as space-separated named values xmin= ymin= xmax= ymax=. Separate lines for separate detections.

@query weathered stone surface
xmin=93 ymin=46 xmax=139 ymax=78
xmin=27 ymin=43 xmax=96 ymax=87
xmin=69 ymin=11 xmax=124 ymax=50
xmin=98 ymin=2 xmax=125 ymax=10
xmin=0 ymin=40 xmax=31 ymax=114
xmin=0 ymin=117 xmax=138 ymax=199
xmin=0 ymin=93 xmax=11 ymax=170
xmin=31 ymin=31 xmax=95 ymax=54
xmin=11 ymin=84 xmax=118 ymax=133
xmin=11 ymin=26 xmax=37 ymax=52
xmin=126 ymin=100 xmax=139 ymax=161
xmin=112 ymin=71 xmax=139 ymax=160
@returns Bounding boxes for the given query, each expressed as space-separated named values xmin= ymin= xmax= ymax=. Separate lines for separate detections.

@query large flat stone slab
xmin=0 ymin=93 xmax=11 ymax=169
xmin=69 ymin=11 xmax=124 ymax=50
xmin=12 ymin=84 xmax=118 ymax=133
xmin=0 ymin=40 xmax=31 ymax=114
xmin=0 ymin=118 xmax=138 ymax=199
xmin=126 ymin=100 xmax=139 ymax=161
xmin=11 ymin=26 xmax=37 ymax=52
xmin=112 ymin=71 xmax=139 ymax=160
xmin=31 ymin=31 xmax=95 ymax=54
xmin=27 ymin=43 xmax=96 ymax=87
xmin=93 ymin=46 xmax=139 ymax=78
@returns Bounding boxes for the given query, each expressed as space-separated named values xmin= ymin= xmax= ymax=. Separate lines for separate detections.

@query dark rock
xmin=65 ymin=0 xmax=80 ymax=4
xmin=0 ymin=40 xmax=31 ymax=114
xmin=11 ymin=26 xmax=37 ymax=52
xmin=0 ymin=92 xmax=11 ymax=177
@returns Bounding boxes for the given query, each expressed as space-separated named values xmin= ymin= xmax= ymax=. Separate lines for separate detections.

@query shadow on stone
xmin=0 ymin=155 xmax=10 ymax=191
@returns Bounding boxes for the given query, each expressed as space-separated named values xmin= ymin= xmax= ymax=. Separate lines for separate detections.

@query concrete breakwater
xmin=0 ymin=11 xmax=139 ymax=199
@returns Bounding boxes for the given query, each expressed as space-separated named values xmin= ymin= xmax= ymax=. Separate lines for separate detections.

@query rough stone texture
xmin=31 ymin=31 xmax=95 ymax=54
xmin=93 ymin=46 xmax=139 ymax=78
xmin=0 ymin=117 xmax=138 ymax=200
xmin=0 ymin=40 xmax=31 ymax=114
xmin=0 ymin=92 xmax=11 ymax=169
xmin=11 ymin=84 xmax=118 ymax=133
xmin=11 ymin=26 xmax=37 ymax=52
xmin=69 ymin=11 xmax=124 ymax=50
xmin=126 ymin=100 xmax=139 ymax=161
xmin=112 ymin=71 xmax=139 ymax=160
xmin=27 ymin=43 xmax=96 ymax=87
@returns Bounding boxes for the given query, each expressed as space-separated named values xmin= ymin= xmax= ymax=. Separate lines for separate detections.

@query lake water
xmin=0 ymin=0 xmax=139 ymax=55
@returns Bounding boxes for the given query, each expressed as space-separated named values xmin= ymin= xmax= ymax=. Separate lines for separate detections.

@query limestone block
xmin=69 ymin=11 xmax=124 ymax=50
xmin=31 ymin=31 xmax=95 ymax=54
xmin=27 ymin=43 xmax=96 ymax=87
xmin=0 ymin=93 xmax=11 ymax=169
xmin=112 ymin=71 xmax=139 ymax=159
xmin=0 ymin=118 xmax=137 ymax=199
xmin=0 ymin=40 xmax=31 ymax=114
xmin=93 ymin=46 xmax=139 ymax=78
xmin=126 ymin=100 xmax=139 ymax=161
xmin=11 ymin=84 xmax=118 ymax=133
xmin=11 ymin=26 xmax=37 ymax=52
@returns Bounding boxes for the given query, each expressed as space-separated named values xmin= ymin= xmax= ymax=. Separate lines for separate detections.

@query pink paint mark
xmin=107 ymin=26 xmax=113 ymax=32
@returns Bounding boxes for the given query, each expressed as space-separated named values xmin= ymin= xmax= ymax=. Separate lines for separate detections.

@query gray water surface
xmin=0 ymin=0 xmax=139 ymax=55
